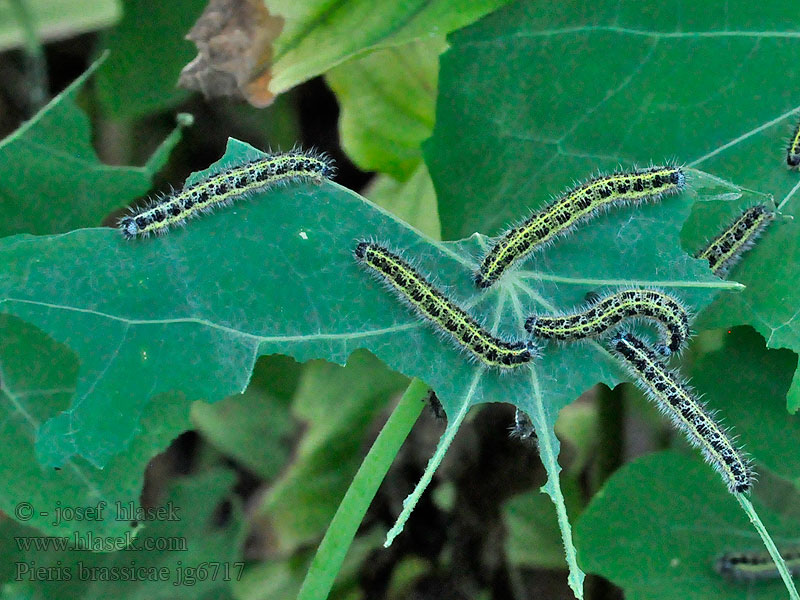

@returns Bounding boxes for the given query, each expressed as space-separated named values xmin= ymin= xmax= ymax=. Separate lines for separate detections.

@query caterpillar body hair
xmin=526 ymin=288 xmax=690 ymax=356
xmin=119 ymin=149 xmax=335 ymax=239
xmin=474 ymin=166 xmax=686 ymax=288
xmin=510 ymin=408 xmax=537 ymax=443
xmin=609 ymin=331 xmax=752 ymax=494
xmin=716 ymin=547 xmax=800 ymax=581
xmin=788 ymin=117 xmax=800 ymax=168
xmin=695 ymin=204 xmax=775 ymax=277
xmin=354 ymin=241 xmax=539 ymax=370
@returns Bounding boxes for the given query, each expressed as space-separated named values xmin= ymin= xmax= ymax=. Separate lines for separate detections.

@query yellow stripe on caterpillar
xmin=354 ymin=241 xmax=538 ymax=369
xmin=609 ymin=331 xmax=752 ymax=495
xmin=788 ymin=117 xmax=800 ymax=168
xmin=475 ymin=166 xmax=685 ymax=288
xmin=119 ymin=149 xmax=335 ymax=239
xmin=526 ymin=288 xmax=690 ymax=356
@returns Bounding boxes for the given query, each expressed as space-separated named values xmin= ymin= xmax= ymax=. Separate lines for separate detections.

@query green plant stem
xmin=297 ymin=378 xmax=427 ymax=600
xmin=736 ymin=494 xmax=800 ymax=600
xmin=594 ymin=383 xmax=624 ymax=491
xmin=8 ymin=0 xmax=48 ymax=113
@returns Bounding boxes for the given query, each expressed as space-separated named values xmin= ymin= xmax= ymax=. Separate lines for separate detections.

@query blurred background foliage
xmin=1 ymin=1 xmax=798 ymax=599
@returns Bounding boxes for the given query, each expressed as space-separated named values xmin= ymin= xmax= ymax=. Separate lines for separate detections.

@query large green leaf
xmin=365 ymin=165 xmax=440 ymax=239
xmin=684 ymin=199 xmax=800 ymax=412
xmin=0 ymin=313 xmax=195 ymax=538
xmin=0 ymin=58 xmax=190 ymax=236
xmin=260 ymin=350 xmax=408 ymax=552
xmin=574 ymin=452 xmax=800 ymax=600
xmin=689 ymin=326 xmax=800 ymax=483
xmin=95 ymin=0 xmax=207 ymax=119
xmin=0 ymin=134 xmax=749 ymax=598
xmin=263 ymin=0 xmax=510 ymax=96
xmin=0 ymin=0 xmax=120 ymax=51
xmin=0 ymin=468 xmax=244 ymax=599
xmin=326 ymin=36 xmax=444 ymax=180
xmin=426 ymin=0 xmax=800 ymax=410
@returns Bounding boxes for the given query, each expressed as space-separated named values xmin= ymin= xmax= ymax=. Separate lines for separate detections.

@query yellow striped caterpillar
xmin=717 ymin=548 xmax=800 ymax=581
xmin=609 ymin=331 xmax=752 ymax=494
xmin=474 ymin=166 xmax=686 ymax=288
xmin=525 ymin=288 xmax=690 ymax=356
xmin=119 ymin=150 xmax=335 ymax=238
xmin=354 ymin=241 xmax=538 ymax=369
xmin=788 ymin=118 xmax=800 ymax=168
xmin=695 ymin=204 xmax=775 ymax=277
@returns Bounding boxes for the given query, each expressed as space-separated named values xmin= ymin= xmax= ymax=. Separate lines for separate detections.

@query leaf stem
xmin=384 ymin=370 xmax=480 ymax=546
xmin=528 ymin=371 xmax=585 ymax=599
xmin=296 ymin=377 xmax=426 ymax=600
xmin=735 ymin=494 xmax=800 ymax=600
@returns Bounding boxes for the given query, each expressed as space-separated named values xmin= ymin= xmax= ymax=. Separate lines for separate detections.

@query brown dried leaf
xmin=178 ymin=0 xmax=282 ymax=107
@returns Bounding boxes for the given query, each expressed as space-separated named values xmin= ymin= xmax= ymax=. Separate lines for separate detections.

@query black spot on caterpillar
xmin=354 ymin=241 xmax=539 ymax=370
xmin=526 ymin=288 xmax=691 ymax=356
xmin=475 ymin=166 xmax=686 ymax=288
xmin=609 ymin=331 xmax=752 ymax=494
xmin=119 ymin=149 xmax=335 ymax=238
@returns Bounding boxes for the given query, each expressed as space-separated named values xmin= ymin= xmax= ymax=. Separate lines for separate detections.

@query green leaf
xmin=365 ymin=164 xmax=441 ymax=239
xmin=0 ymin=0 xmax=120 ymax=51
xmin=326 ymin=36 xmax=444 ymax=180
xmin=234 ymin=529 xmax=384 ymax=600
xmin=685 ymin=199 xmax=800 ymax=412
xmin=0 ymin=58 xmax=190 ymax=236
xmin=0 ymin=313 xmax=195 ymax=538
xmin=689 ymin=326 xmax=800 ymax=483
xmin=0 ymin=468 xmax=244 ymax=599
xmin=261 ymin=349 xmax=409 ymax=551
xmin=504 ymin=475 xmax=583 ymax=569
xmin=264 ymin=0 xmax=510 ymax=96
xmin=95 ymin=0 xmax=207 ymax=119
xmin=0 ymin=136 xmax=749 ymax=598
xmin=574 ymin=451 xmax=800 ymax=600
xmin=191 ymin=354 xmax=301 ymax=480
xmin=426 ymin=0 xmax=800 ymax=410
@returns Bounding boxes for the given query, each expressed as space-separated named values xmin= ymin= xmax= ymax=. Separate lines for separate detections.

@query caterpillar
xmin=510 ymin=408 xmax=537 ymax=443
xmin=525 ymin=288 xmax=691 ymax=356
xmin=694 ymin=204 xmax=775 ymax=277
xmin=716 ymin=548 xmax=800 ymax=581
xmin=424 ymin=390 xmax=446 ymax=420
xmin=474 ymin=166 xmax=686 ymax=288
xmin=119 ymin=149 xmax=335 ymax=239
xmin=354 ymin=241 xmax=538 ymax=369
xmin=609 ymin=331 xmax=752 ymax=494
xmin=788 ymin=118 xmax=800 ymax=168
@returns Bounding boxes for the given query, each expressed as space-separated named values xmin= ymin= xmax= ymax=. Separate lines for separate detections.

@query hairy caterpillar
xmin=354 ymin=241 xmax=538 ymax=369
xmin=695 ymin=204 xmax=775 ymax=277
xmin=119 ymin=150 xmax=335 ymax=238
xmin=609 ymin=331 xmax=752 ymax=494
xmin=716 ymin=548 xmax=800 ymax=581
xmin=525 ymin=288 xmax=690 ymax=356
xmin=789 ymin=118 xmax=800 ymax=168
xmin=510 ymin=408 xmax=537 ymax=443
xmin=474 ymin=166 xmax=686 ymax=288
